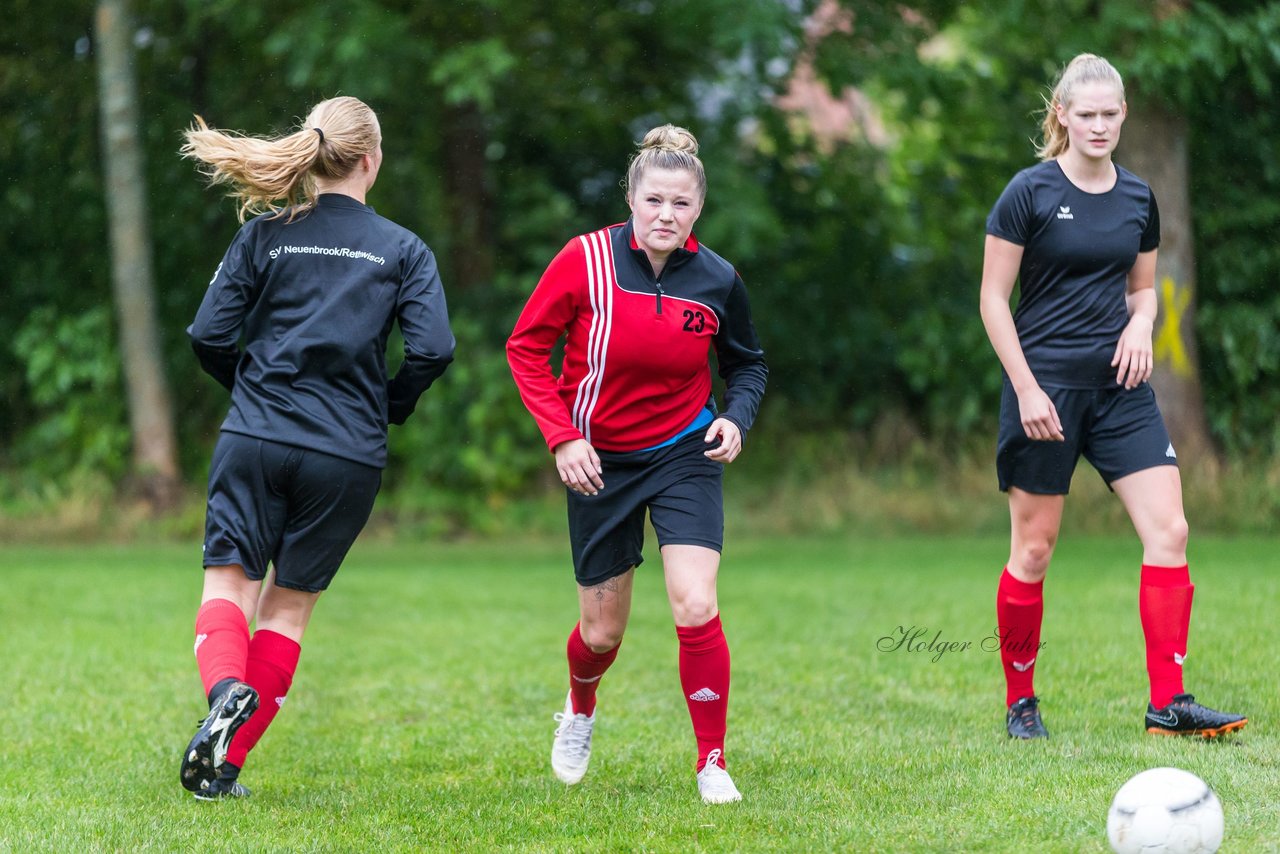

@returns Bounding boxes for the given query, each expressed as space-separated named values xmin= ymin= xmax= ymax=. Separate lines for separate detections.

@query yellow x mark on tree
xmin=1153 ymin=275 xmax=1193 ymax=378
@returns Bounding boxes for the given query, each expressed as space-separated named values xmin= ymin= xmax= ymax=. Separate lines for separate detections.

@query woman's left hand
xmin=703 ymin=418 xmax=742 ymax=463
xmin=1112 ymin=315 xmax=1154 ymax=389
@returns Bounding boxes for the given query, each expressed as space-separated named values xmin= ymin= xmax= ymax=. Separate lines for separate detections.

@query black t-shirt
xmin=986 ymin=160 xmax=1160 ymax=388
xmin=188 ymin=194 xmax=455 ymax=468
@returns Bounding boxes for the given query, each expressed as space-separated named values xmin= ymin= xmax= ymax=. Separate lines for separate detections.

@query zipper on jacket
xmin=654 ymin=278 xmax=665 ymax=314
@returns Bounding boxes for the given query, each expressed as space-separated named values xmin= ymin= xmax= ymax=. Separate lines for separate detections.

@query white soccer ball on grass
xmin=1106 ymin=767 xmax=1223 ymax=854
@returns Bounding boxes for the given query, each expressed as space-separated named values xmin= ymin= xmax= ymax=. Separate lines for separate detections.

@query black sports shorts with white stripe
xmin=997 ymin=380 xmax=1176 ymax=495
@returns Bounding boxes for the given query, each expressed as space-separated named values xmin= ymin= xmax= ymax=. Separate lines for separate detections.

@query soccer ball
xmin=1106 ymin=767 xmax=1223 ymax=853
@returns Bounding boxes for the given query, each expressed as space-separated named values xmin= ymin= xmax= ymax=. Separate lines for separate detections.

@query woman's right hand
xmin=1016 ymin=385 xmax=1065 ymax=441
xmin=554 ymin=438 xmax=604 ymax=495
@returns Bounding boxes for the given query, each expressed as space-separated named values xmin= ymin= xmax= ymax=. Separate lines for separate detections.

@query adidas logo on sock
xmin=689 ymin=687 xmax=721 ymax=702
xmin=1011 ymin=658 xmax=1036 ymax=672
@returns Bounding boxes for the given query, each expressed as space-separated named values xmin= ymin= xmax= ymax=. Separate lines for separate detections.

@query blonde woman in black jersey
xmin=980 ymin=54 xmax=1246 ymax=741
xmin=177 ymin=96 xmax=454 ymax=799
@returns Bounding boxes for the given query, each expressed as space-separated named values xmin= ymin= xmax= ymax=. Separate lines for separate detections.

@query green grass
xmin=0 ymin=535 xmax=1276 ymax=852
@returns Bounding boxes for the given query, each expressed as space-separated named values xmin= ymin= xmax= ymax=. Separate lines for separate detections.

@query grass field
xmin=0 ymin=534 xmax=1276 ymax=852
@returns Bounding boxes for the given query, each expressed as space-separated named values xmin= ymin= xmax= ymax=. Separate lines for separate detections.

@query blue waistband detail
xmin=639 ymin=407 xmax=715 ymax=452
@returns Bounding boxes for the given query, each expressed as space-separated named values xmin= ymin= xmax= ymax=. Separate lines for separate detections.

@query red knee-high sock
xmin=997 ymin=567 xmax=1044 ymax=708
xmin=677 ymin=614 xmax=730 ymax=772
xmin=225 ymin=630 xmax=301 ymax=768
xmin=1140 ymin=564 xmax=1193 ymax=709
xmin=194 ymin=599 xmax=250 ymax=699
xmin=566 ymin=622 xmax=619 ymax=717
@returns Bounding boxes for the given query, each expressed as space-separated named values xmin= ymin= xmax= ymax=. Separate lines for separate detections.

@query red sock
xmin=677 ymin=614 xmax=730 ymax=771
xmin=566 ymin=623 xmax=618 ymax=716
xmin=1140 ymin=564 xmax=1193 ymax=709
xmin=996 ymin=567 xmax=1044 ymax=708
xmin=225 ymin=630 xmax=301 ymax=768
xmin=194 ymin=599 xmax=250 ymax=699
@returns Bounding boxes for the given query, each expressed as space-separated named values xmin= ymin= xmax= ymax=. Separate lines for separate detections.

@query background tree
xmin=94 ymin=0 xmax=181 ymax=509
xmin=2 ymin=0 xmax=1279 ymax=525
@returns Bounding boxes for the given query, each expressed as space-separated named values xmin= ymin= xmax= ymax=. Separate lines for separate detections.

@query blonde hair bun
xmin=640 ymin=124 xmax=699 ymax=156
xmin=624 ymin=124 xmax=707 ymax=200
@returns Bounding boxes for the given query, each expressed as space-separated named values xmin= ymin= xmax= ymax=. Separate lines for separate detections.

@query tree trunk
xmin=1117 ymin=103 xmax=1215 ymax=464
xmin=441 ymin=101 xmax=495 ymax=291
xmin=95 ymin=0 xmax=183 ymax=510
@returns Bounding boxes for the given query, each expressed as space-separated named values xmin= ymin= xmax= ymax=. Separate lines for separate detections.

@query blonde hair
xmin=180 ymin=96 xmax=381 ymax=222
xmin=1036 ymin=54 xmax=1125 ymax=161
xmin=624 ymin=124 xmax=706 ymax=201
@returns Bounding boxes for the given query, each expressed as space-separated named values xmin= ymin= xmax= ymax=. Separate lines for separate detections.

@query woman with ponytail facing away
xmin=507 ymin=125 xmax=767 ymax=804
xmin=178 ymin=97 xmax=455 ymax=799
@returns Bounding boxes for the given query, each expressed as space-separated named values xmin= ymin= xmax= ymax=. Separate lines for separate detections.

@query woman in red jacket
xmin=507 ymin=124 xmax=767 ymax=804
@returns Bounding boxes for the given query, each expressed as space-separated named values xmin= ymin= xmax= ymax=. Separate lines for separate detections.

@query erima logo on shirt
xmin=689 ymin=688 xmax=721 ymax=702
xmin=1056 ymin=206 xmax=1074 ymax=220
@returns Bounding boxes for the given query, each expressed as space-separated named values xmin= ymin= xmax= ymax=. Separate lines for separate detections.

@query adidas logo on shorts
xmin=689 ymin=687 xmax=721 ymax=702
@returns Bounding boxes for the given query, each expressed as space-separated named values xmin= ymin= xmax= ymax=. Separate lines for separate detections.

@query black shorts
xmin=566 ymin=431 xmax=724 ymax=587
xmin=203 ymin=432 xmax=382 ymax=592
xmin=997 ymin=381 xmax=1177 ymax=494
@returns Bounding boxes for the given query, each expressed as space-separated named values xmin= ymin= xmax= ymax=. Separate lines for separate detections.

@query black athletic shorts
xmin=203 ymin=432 xmax=382 ymax=592
xmin=566 ymin=431 xmax=724 ymax=587
xmin=997 ymin=380 xmax=1177 ymax=494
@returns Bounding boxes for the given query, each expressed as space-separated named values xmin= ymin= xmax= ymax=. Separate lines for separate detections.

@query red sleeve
xmin=506 ymin=239 xmax=586 ymax=452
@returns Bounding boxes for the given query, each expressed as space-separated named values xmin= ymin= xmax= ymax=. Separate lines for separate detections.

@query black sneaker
xmin=193 ymin=776 xmax=251 ymax=801
xmin=1145 ymin=693 xmax=1247 ymax=738
xmin=180 ymin=681 xmax=259 ymax=792
xmin=1007 ymin=695 xmax=1049 ymax=739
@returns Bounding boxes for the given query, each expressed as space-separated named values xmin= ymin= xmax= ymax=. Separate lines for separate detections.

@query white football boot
xmin=551 ymin=692 xmax=595 ymax=784
xmin=696 ymin=749 xmax=742 ymax=804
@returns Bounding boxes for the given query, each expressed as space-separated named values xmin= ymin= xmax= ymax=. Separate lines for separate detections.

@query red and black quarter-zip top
xmin=507 ymin=219 xmax=767 ymax=454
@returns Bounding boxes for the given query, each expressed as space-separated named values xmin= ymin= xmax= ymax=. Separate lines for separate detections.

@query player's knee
xmin=1014 ymin=539 xmax=1055 ymax=578
xmin=1160 ymin=514 xmax=1189 ymax=555
xmin=580 ymin=622 xmax=624 ymax=653
xmin=670 ymin=593 xmax=718 ymax=628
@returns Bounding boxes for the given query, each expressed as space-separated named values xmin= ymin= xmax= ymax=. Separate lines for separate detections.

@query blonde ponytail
xmin=180 ymin=96 xmax=381 ymax=221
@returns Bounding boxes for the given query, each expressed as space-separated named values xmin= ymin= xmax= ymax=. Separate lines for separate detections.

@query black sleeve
xmin=986 ymin=170 xmax=1034 ymax=246
xmin=1140 ymin=188 xmax=1160 ymax=253
xmin=186 ymin=226 xmax=258 ymax=392
xmin=387 ymin=242 xmax=456 ymax=425
xmin=713 ymin=272 xmax=768 ymax=438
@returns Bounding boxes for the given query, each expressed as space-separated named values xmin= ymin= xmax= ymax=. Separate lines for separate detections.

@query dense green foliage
xmin=2 ymin=537 xmax=1276 ymax=849
xmin=2 ymin=1 xmax=1278 ymax=517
